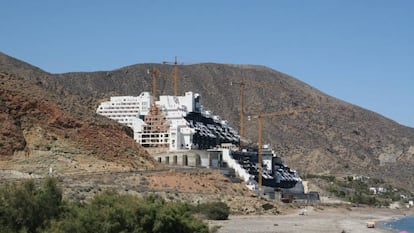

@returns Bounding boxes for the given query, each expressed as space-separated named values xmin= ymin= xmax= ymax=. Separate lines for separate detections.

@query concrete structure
xmin=153 ymin=150 xmax=222 ymax=168
xmin=222 ymin=148 xmax=253 ymax=183
xmin=96 ymin=91 xmax=311 ymax=197
xmin=96 ymin=92 xmax=152 ymax=128
xmin=97 ymin=91 xmax=239 ymax=151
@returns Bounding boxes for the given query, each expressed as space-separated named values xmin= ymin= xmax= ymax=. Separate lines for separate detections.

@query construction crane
xmin=148 ymin=68 xmax=161 ymax=105
xmin=230 ymin=80 xmax=278 ymax=148
xmin=162 ymin=57 xmax=180 ymax=96
xmin=148 ymin=66 xmax=177 ymax=105
xmin=249 ymin=107 xmax=312 ymax=190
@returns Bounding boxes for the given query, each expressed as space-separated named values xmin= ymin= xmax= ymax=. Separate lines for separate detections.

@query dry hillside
xmin=0 ymin=70 xmax=158 ymax=173
xmin=1 ymin=52 xmax=414 ymax=191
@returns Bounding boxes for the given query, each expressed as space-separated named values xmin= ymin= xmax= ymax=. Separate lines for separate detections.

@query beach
xmin=209 ymin=206 xmax=410 ymax=233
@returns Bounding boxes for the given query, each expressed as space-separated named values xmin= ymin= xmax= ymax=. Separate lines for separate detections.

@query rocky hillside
xmin=1 ymin=52 xmax=414 ymax=190
xmin=0 ymin=54 xmax=159 ymax=174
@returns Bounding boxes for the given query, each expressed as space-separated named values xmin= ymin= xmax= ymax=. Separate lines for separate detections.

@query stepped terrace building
xmin=96 ymin=92 xmax=152 ymax=128
xmin=97 ymin=91 xmax=239 ymax=151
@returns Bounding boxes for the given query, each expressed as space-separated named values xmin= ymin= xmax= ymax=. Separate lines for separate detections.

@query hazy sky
xmin=1 ymin=0 xmax=413 ymax=127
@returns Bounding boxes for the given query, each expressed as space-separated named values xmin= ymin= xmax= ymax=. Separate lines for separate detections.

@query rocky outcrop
xmin=0 ymin=71 xmax=159 ymax=172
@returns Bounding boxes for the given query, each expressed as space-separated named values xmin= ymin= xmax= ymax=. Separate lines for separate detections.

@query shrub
xmin=46 ymin=192 xmax=209 ymax=233
xmin=1 ymin=181 xmax=209 ymax=233
xmin=195 ymin=202 xmax=230 ymax=220
xmin=0 ymin=177 xmax=62 ymax=233
xmin=303 ymin=174 xmax=335 ymax=182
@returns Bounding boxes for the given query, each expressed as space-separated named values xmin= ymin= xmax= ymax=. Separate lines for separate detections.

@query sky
xmin=1 ymin=0 xmax=413 ymax=127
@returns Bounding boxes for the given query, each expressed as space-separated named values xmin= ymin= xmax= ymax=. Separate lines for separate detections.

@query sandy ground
xmin=209 ymin=206 xmax=410 ymax=233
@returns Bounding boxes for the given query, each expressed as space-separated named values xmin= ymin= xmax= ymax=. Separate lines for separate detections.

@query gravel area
xmin=209 ymin=206 xmax=409 ymax=233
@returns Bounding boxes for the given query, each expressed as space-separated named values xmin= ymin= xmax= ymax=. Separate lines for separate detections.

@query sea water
xmin=381 ymin=215 xmax=414 ymax=233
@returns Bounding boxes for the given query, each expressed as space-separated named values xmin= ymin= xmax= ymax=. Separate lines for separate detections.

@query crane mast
xmin=149 ymin=67 xmax=177 ymax=104
xmin=148 ymin=68 xmax=160 ymax=104
xmin=163 ymin=56 xmax=179 ymax=96
xmin=239 ymin=82 xmax=245 ymax=146
xmin=173 ymin=58 xmax=178 ymax=96
xmin=252 ymin=108 xmax=312 ymax=189
xmin=231 ymin=80 xmax=277 ymax=148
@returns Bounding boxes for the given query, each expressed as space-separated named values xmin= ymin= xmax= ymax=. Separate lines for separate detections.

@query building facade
xmin=97 ymin=91 xmax=239 ymax=151
xmin=96 ymin=92 xmax=152 ymax=127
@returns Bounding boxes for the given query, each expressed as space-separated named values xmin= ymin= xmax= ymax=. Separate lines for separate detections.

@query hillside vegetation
xmin=0 ymin=178 xmax=230 ymax=233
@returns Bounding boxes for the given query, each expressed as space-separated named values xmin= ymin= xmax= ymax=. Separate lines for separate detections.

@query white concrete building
xmin=97 ymin=91 xmax=239 ymax=151
xmin=96 ymin=92 xmax=153 ymax=127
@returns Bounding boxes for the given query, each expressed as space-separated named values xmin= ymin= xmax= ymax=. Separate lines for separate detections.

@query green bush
xmin=46 ymin=192 xmax=209 ymax=233
xmin=1 ymin=180 xmax=210 ymax=233
xmin=349 ymin=192 xmax=378 ymax=205
xmin=195 ymin=202 xmax=230 ymax=220
xmin=0 ymin=177 xmax=62 ymax=233
xmin=303 ymin=174 xmax=335 ymax=182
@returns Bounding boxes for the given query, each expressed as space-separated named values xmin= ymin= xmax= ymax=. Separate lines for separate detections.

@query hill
xmin=1 ymin=52 xmax=414 ymax=191
xmin=0 ymin=53 xmax=159 ymax=175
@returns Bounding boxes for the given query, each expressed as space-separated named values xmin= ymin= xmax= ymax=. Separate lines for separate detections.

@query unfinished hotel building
xmin=97 ymin=91 xmax=240 ymax=153
xmin=97 ymin=92 xmax=310 ymax=196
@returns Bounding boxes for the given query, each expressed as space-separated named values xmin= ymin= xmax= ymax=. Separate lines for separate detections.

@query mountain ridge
xmin=1 ymin=52 xmax=413 ymax=190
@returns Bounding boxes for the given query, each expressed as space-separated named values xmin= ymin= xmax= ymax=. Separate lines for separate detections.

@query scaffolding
xmin=141 ymin=105 xmax=170 ymax=149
